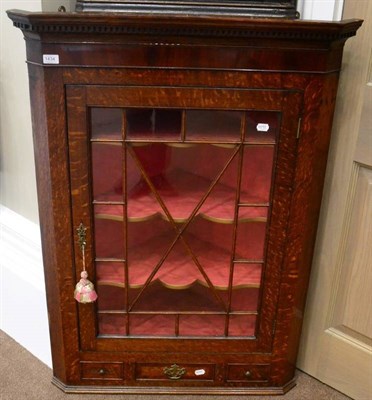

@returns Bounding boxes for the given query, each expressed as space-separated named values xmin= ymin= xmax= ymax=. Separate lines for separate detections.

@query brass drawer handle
xmin=163 ymin=364 xmax=186 ymax=380
xmin=98 ymin=368 xmax=106 ymax=375
xmin=245 ymin=370 xmax=252 ymax=378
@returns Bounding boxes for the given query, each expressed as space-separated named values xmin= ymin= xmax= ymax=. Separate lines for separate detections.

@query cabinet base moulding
xmin=52 ymin=376 xmax=297 ymax=395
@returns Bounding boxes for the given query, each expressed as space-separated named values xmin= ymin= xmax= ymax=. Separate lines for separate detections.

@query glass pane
xmin=185 ymin=217 xmax=233 ymax=290
xmin=228 ymin=315 xmax=257 ymax=337
xmin=231 ymin=263 xmax=262 ymax=311
xmin=186 ymin=110 xmax=242 ymax=142
xmin=96 ymin=262 xmax=126 ymax=311
xmin=127 ymin=143 xmax=238 ymax=223
xmin=199 ymin=153 xmax=238 ymax=222
xmin=125 ymin=142 xmax=239 ymax=320
xmin=97 ymin=286 xmax=126 ymax=312
xmin=240 ymin=146 xmax=275 ymax=204
xmin=129 ymin=314 xmax=175 ymax=336
xmin=127 ymin=144 xmax=173 ymax=220
xmin=98 ymin=313 xmax=126 ymax=336
xmin=231 ymin=288 xmax=260 ymax=312
xmin=245 ymin=111 xmax=280 ymax=144
xmin=91 ymin=108 xmax=122 ymax=140
xmin=126 ymin=109 xmax=182 ymax=141
xmin=94 ymin=205 xmax=125 ymax=259
xmin=130 ymin=241 xmax=223 ymax=312
xmin=179 ymin=315 xmax=225 ymax=337
xmin=92 ymin=142 xmax=123 ymax=201
xmin=89 ymin=106 xmax=280 ymax=338
xmin=127 ymin=216 xmax=172 ymax=284
xmin=235 ymin=212 xmax=267 ymax=260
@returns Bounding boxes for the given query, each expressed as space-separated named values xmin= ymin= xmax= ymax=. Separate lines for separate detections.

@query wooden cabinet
xmin=7 ymin=10 xmax=362 ymax=394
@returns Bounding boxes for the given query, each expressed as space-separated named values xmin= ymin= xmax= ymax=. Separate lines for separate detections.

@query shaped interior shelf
xmin=92 ymin=142 xmax=275 ymax=222
xmin=95 ymin=215 xmax=264 ymax=289
xmin=97 ymin=277 xmax=260 ymax=335
xmin=96 ymin=251 xmax=261 ymax=291
xmin=98 ymin=310 xmax=257 ymax=338
xmin=94 ymin=191 xmax=268 ymax=224
xmin=97 ymin=281 xmax=260 ymax=313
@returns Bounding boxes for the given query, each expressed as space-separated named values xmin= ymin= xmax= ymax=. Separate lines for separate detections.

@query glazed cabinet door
xmin=66 ymin=85 xmax=302 ymax=356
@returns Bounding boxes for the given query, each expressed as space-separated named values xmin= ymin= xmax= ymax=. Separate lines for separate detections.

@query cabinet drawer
xmin=135 ymin=363 xmax=215 ymax=381
xmin=226 ymin=364 xmax=270 ymax=382
xmin=80 ymin=362 xmax=124 ymax=381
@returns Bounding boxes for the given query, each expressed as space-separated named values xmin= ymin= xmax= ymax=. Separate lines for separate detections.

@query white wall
xmin=0 ymin=0 xmax=73 ymax=368
xmin=0 ymin=0 xmax=343 ymax=368
xmin=0 ymin=1 xmax=41 ymax=225
xmin=0 ymin=1 xmax=75 ymax=223
xmin=41 ymin=0 xmax=76 ymax=12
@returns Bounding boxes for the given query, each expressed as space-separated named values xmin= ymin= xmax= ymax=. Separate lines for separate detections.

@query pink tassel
xmin=75 ymin=223 xmax=98 ymax=303
xmin=74 ymin=271 xmax=98 ymax=303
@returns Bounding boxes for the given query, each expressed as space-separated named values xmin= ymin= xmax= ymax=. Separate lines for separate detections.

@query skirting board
xmin=0 ymin=205 xmax=52 ymax=367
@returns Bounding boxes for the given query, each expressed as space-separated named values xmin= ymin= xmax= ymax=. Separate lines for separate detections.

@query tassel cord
xmin=82 ymin=244 xmax=86 ymax=272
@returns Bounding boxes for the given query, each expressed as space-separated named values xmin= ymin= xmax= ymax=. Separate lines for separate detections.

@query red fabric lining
xmin=97 ymin=281 xmax=259 ymax=326
xmin=96 ymin=283 xmax=260 ymax=312
xmin=95 ymin=216 xmax=264 ymax=289
xmin=98 ymin=313 xmax=257 ymax=337
xmin=91 ymin=139 xmax=275 ymax=338
xmin=91 ymin=144 xmax=274 ymax=207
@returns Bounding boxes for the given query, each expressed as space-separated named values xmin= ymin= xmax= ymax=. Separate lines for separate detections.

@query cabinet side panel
xmin=27 ymin=63 xmax=80 ymax=384
xmin=271 ymin=73 xmax=341 ymax=384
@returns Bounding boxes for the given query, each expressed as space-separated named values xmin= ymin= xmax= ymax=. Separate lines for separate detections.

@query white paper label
xmin=43 ymin=54 xmax=60 ymax=64
xmin=256 ymin=123 xmax=270 ymax=132
xmin=194 ymin=369 xmax=206 ymax=376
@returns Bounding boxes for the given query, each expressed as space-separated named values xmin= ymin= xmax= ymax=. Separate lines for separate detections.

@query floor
xmin=0 ymin=330 xmax=351 ymax=400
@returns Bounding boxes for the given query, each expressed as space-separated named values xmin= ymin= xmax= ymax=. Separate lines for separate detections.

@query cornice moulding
xmin=6 ymin=10 xmax=362 ymax=42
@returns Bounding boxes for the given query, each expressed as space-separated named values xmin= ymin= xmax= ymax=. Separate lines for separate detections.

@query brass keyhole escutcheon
xmin=163 ymin=364 xmax=186 ymax=380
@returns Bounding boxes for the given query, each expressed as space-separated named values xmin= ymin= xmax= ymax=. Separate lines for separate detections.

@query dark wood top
xmin=7 ymin=10 xmax=362 ymax=42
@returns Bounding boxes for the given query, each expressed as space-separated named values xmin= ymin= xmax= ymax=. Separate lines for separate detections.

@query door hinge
xmin=296 ymin=117 xmax=302 ymax=139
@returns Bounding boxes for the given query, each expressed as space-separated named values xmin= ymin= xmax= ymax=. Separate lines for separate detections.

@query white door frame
xmin=297 ymin=0 xmax=344 ymax=21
